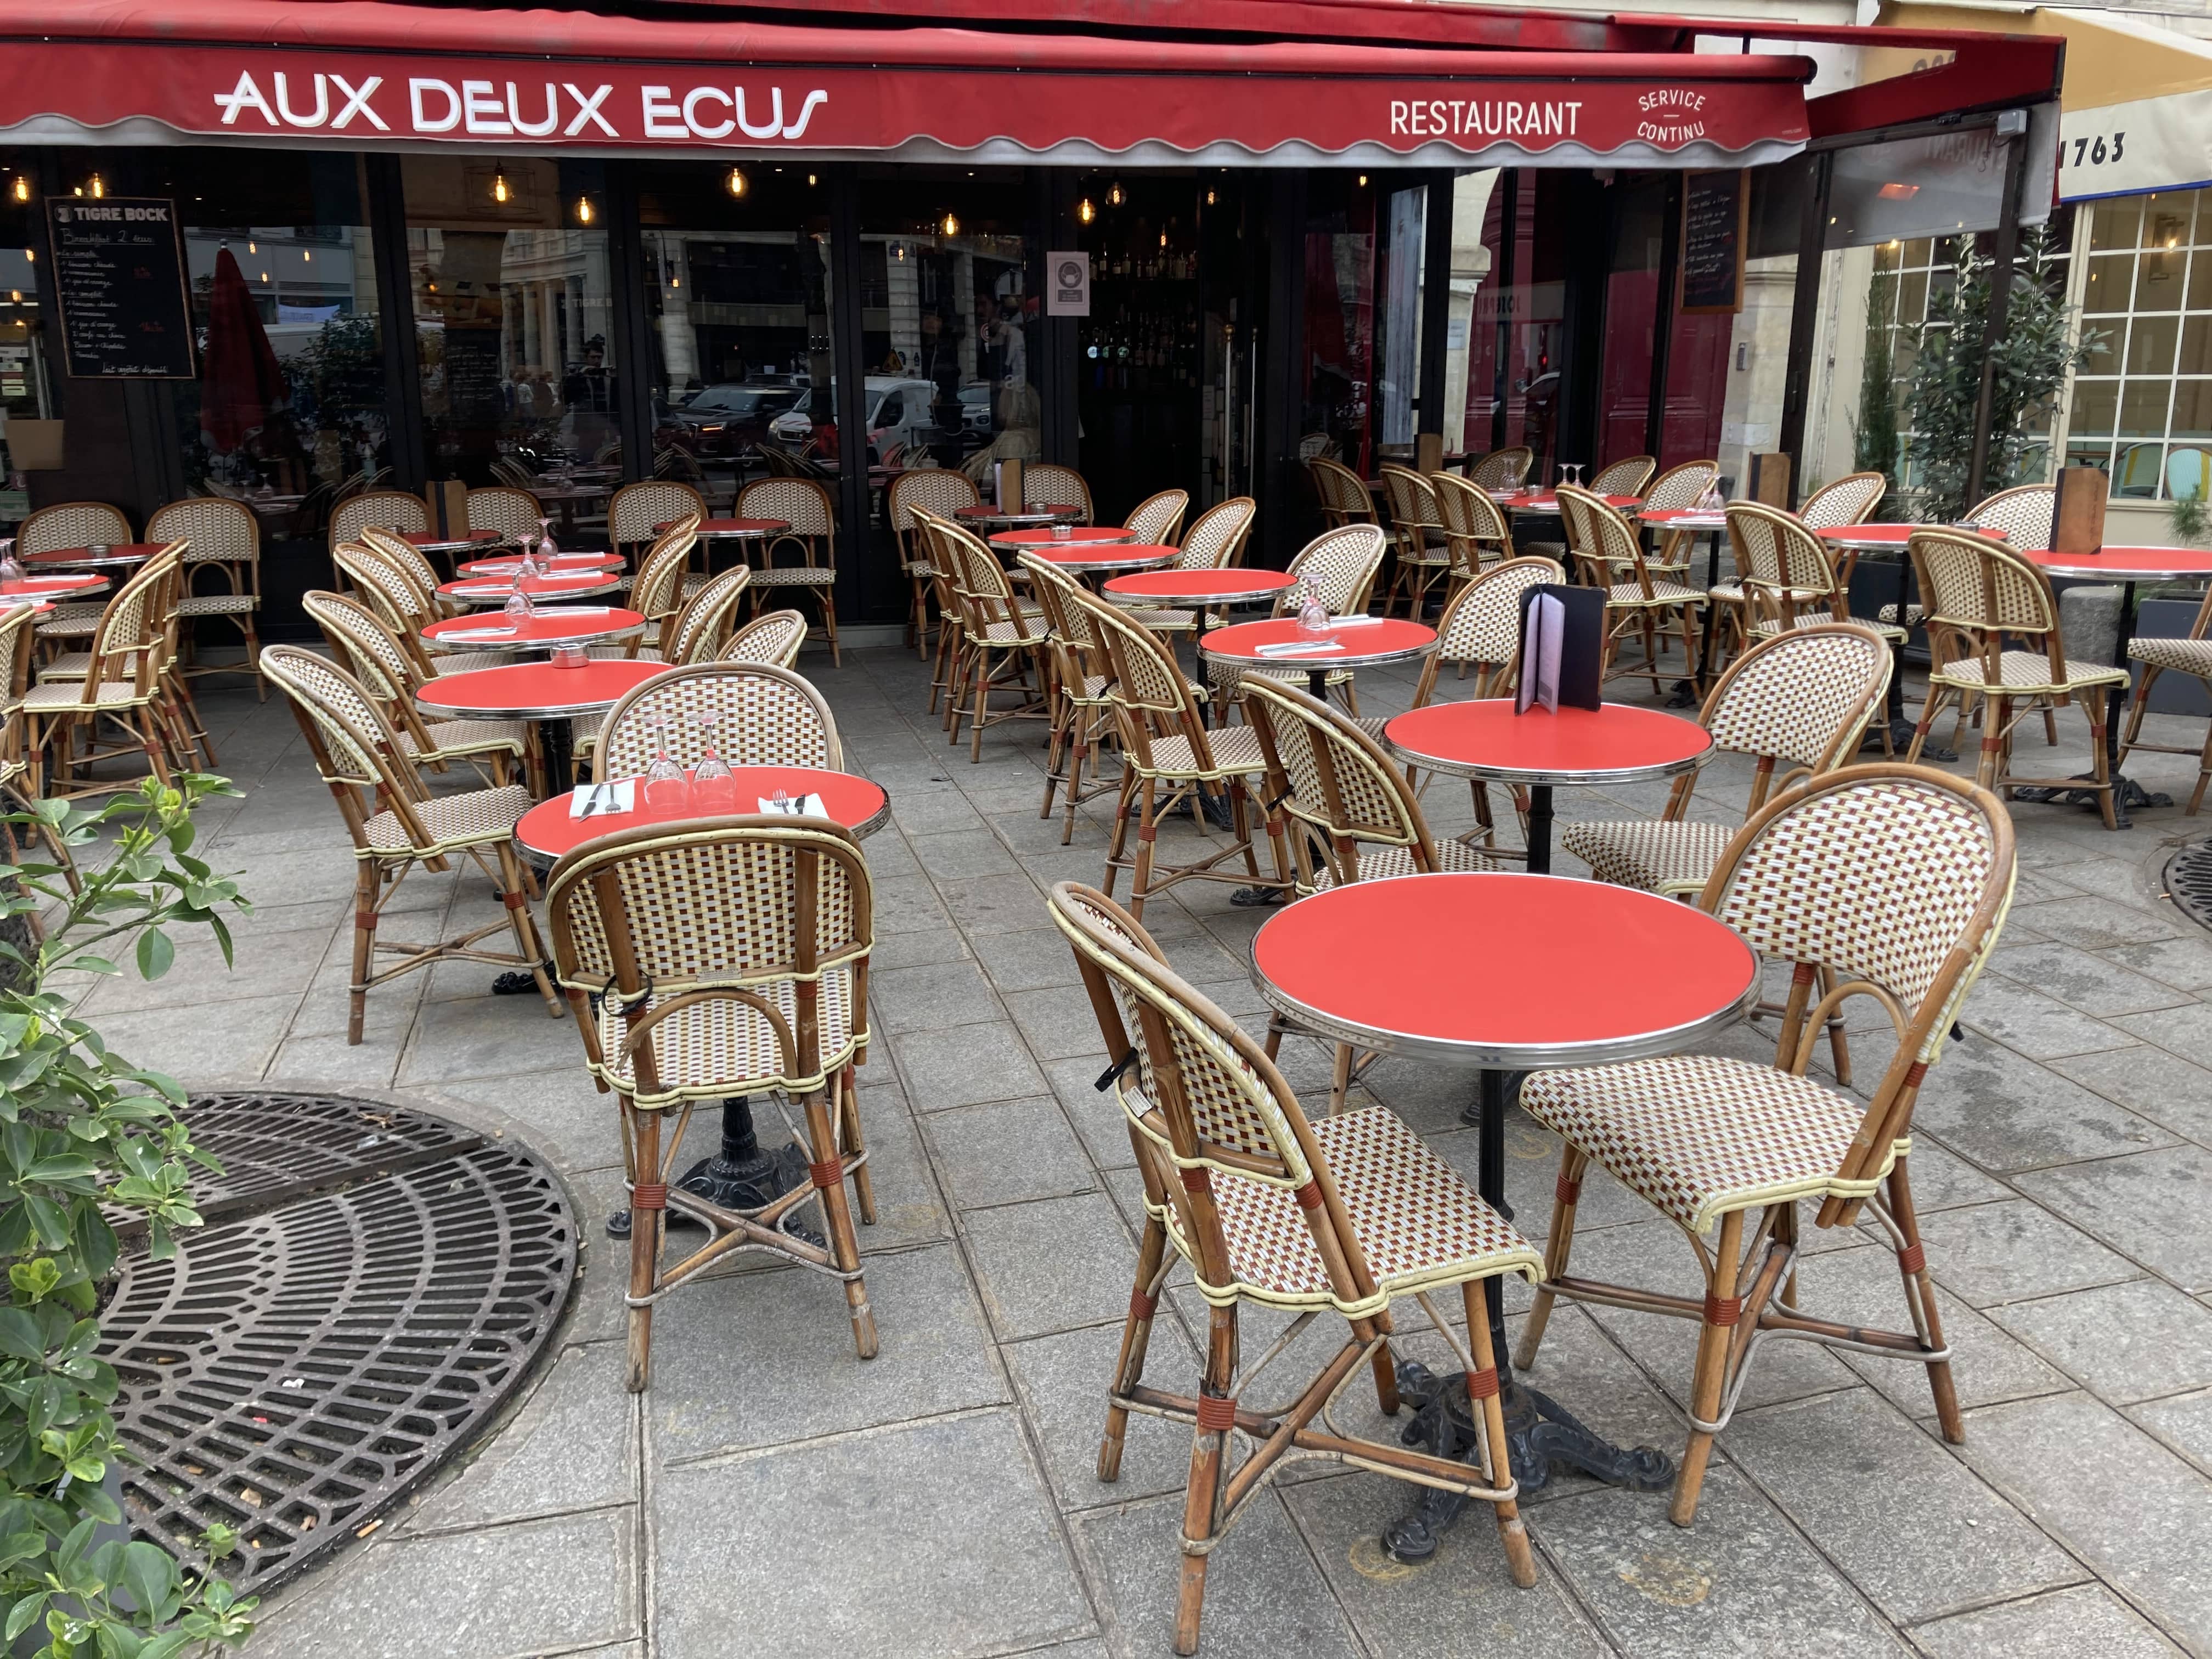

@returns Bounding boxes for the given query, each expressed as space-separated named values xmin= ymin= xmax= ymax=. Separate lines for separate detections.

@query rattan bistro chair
xmin=1800 ymin=471 xmax=1887 ymax=531
xmin=1050 ymin=882 xmax=1543 ymax=1654
xmin=1024 ymin=462 xmax=1094 ymax=523
xmin=1203 ymin=524 xmax=1387 ymax=713
xmin=595 ymin=662 xmax=840 ymax=779
xmin=1307 ymin=455 xmax=1379 ymax=530
xmin=1379 ymin=464 xmax=1452 ymax=618
xmin=1019 ymin=553 xmax=1126 ymax=842
xmin=547 ymin=817 xmax=879 ymax=1391
xmin=1637 ymin=460 xmax=1722 ymax=576
xmin=610 ymin=479 xmax=706 ymax=555
xmin=2120 ymin=581 xmax=2212 ymax=814
xmin=466 ymin=485 xmax=548 ymax=546
xmin=1430 ymin=472 xmax=1516 ymax=592
xmin=328 ymin=489 xmax=428 ymax=555
xmin=1588 ymin=455 xmax=1658 ymax=498
xmin=18 ymin=501 xmax=132 ymax=648
xmin=1517 ymin=764 xmax=2016 ymax=1526
xmin=1966 ymin=482 xmax=2056 ymax=548
xmin=1124 ymin=488 xmax=1190 ymax=548
xmin=262 ymin=646 xmax=559 ymax=1045
xmin=146 ymin=496 xmax=265 ymax=697
xmin=1558 ymin=485 xmax=1706 ymax=694
xmin=1075 ymin=585 xmax=1291 ymax=918
xmin=931 ymin=513 xmax=1052 ymax=761
xmin=720 ymin=609 xmax=809 ymax=668
xmin=887 ymin=467 xmax=981 ymax=656
xmin=1115 ymin=497 xmax=1259 ymax=637
xmin=735 ymin=476 xmax=840 ymax=664
xmin=1905 ymin=528 xmax=2129 ymax=830
xmin=19 ymin=544 xmax=188 ymax=801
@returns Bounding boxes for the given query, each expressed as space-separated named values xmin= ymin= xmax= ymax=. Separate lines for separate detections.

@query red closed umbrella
xmin=199 ymin=246 xmax=287 ymax=454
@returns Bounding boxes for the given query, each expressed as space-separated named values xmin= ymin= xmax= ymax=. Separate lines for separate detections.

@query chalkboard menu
xmin=1679 ymin=171 xmax=1747 ymax=317
xmin=46 ymin=197 xmax=195 ymax=379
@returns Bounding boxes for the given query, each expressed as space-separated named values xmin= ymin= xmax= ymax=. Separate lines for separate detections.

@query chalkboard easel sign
xmin=46 ymin=197 xmax=196 ymax=380
xmin=1679 ymin=170 xmax=1748 ymax=317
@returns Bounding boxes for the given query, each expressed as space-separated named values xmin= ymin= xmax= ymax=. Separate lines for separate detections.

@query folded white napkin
xmin=1254 ymin=639 xmax=1344 ymax=658
xmin=439 ymin=627 xmax=519 ymax=642
xmin=759 ymin=792 xmax=827 ymax=815
xmin=1329 ymin=613 xmax=1385 ymax=628
xmin=568 ymin=779 xmax=636 ymax=819
xmin=539 ymin=607 xmax=617 ymax=617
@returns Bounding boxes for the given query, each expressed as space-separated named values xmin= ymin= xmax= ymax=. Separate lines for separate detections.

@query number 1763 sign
xmin=2057 ymin=94 xmax=2210 ymax=202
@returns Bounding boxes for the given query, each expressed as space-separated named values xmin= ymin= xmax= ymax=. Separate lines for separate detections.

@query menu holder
xmin=1515 ymin=584 xmax=1604 ymax=714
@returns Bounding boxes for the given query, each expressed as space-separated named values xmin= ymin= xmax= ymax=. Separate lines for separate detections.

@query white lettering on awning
xmin=214 ymin=71 xmax=279 ymax=127
xmin=563 ymin=83 xmax=617 ymax=137
xmin=330 ymin=74 xmax=388 ymax=131
xmin=642 ymin=85 xmax=685 ymax=138
xmin=684 ymin=87 xmax=735 ymax=139
xmin=274 ymin=71 xmax=328 ymax=128
xmin=509 ymin=83 xmax=558 ymax=138
xmin=462 ymin=79 xmax=511 ymax=135
xmin=1389 ymin=93 xmax=1583 ymax=145
xmin=410 ymin=78 xmax=461 ymax=133
xmin=736 ymin=87 xmax=784 ymax=139
xmin=782 ymin=91 xmax=828 ymax=139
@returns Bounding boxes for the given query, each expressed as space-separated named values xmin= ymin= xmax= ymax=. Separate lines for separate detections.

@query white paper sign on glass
xmin=1046 ymin=251 xmax=1090 ymax=317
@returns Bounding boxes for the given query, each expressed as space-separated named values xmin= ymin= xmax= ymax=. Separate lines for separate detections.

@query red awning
xmin=0 ymin=0 xmax=1817 ymax=168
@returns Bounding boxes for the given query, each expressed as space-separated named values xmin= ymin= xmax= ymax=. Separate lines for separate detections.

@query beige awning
xmin=1876 ymin=1 xmax=2212 ymax=199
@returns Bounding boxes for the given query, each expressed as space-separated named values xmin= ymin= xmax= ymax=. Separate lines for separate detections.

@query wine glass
xmin=0 ymin=539 xmax=20 ymax=586
xmin=644 ymin=714 xmax=689 ymax=810
xmin=501 ymin=571 xmax=535 ymax=623
xmin=690 ymin=713 xmax=734 ymax=808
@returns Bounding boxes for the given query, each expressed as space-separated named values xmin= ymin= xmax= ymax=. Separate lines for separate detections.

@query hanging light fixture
xmin=88 ymin=173 xmax=104 ymax=199
xmin=940 ymin=210 xmax=960 ymax=236
xmin=1107 ymin=180 xmax=1124 ymax=207
xmin=808 ymin=172 xmax=819 ymax=187
xmin=9 ymin=176 xmax=27 ymax=204
xmin=1357 ymin=174 xmax=1369 ymax=188
xmin=726 ymin=166 xmax=748 ymax=198
xmin=575 ymin=195 xmax=595 ymax=224
xmin=247 ymin=241 xmax=257 ymax=255
xmin=1077 ymin=197 xmax=1096 ymax=224
xmin=1205 ymin=189 xmax=1217 ymax=206
xmin=492 ymin=166 xmax=510 ymax=204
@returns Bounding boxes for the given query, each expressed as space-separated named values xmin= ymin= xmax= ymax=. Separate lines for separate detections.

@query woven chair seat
xmin=1929 ymin=650 xmax=2127 ymax=695
xmin=35 ymin=652 xmax=95 ymax=681
xmin=1159 ymin=1104 xmax=1541 ymax=1312
xmin=1560 ymin=819 xmax=1736 ymax=896
xmin=32 ymin=607 xmax=101 ymax=640
xmin=1125 ymin=606 xmax=1198 ymax=631
xmin=1311 ymin=837 xmax=1502 ymax=890
xmin=970 ymin=619 xmax=1048 ymax=646
xmin=572 ymin=711 xmax=603 ymax=753
xmin=363 ymin=781 xmax=533 ymax=857
xmin=1140 ymin=723 xmax=1269 ymax=781
xmin=588 ymin=968 xmax=860 ymax=1105
xmin=1521 ymin=1053 xmax=1906 ymax=1235
xmin=425 ymin=650 xmax=513 ymax=676
xmin=1750 ymin=612 xmax=1906 ymax=645
xmin=21 ymin=680 xmax=151 ymax=710
xmin=177 ymin=593 xmax=259 ymax=617
xmin=1605 ymin=580 xmax=1707 ymax=608
xmin=1708 ymin=582 xmax=1821 ymax=606
xmin=2129 ymin=636 xmax=2212 ymax=674
xmin=747 ymin=566 xmax=837 ymax=586
xmin=1209 ymin=660 xmax=1358 ymax=699
xmin=400 ymin=718 xmax=528 ymax=762
xmin=1876 ymin=601 xmax=1926 ymax=628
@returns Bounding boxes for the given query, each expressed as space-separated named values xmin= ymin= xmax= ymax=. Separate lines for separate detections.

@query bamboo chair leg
xmin=2119 ymin=664 xmax=2160 ymax=761
xmin=348 ymin=861 xmax=378 ymax=1045
xmin=1062 ymin=719 xmax=1090 ymax=846
xmin=1974 ymin=694 xmax=2010 ymax=793
xmin=1904 ymin=682 xmax=1950 ymax=765
xmin=1229 ymin=782 xmax=1261 ymax=880
xmin=1670 ymin=1209 xmax=1744 ymax=1527
xmin=1888 ymin=1160 xmax=1962 ymax=1442
xmin=1101 ymin=1208 xmax=1171 ymax=1482
xmin=1129 ymin=777 xmax=1159 ymax=921
xmin=804 ymin=1085 xmax=877 ymax=1361
xmin=1175 ymin=1302 xmax=1238 ymax=1657
xmin=2193 ymin=709 xmax=2212 ymax=815
xmin=1102 ymin=769 xmax=1138 ymax=900
xmin=1041 ymin=688 xmax=1070 ymax=821
xmin=1819 ymin=964 xmax=1852 ymax=1087
xmin=2083 ymin=690 xmax=2119 ymax=831
xmin=1464 ymin=1284 xmax=1539 ymax=1588
xmin=495 ymin=846 xmax=561 ymax=1018
xmin=1516 ymin=1148 xmax=1588 ymax=1370
xmin=1328 ymin=1042 xmax=1355 ymax=1115
xmin=838 ymin=1065 xmax=876 ymax=1225
xmin=625 ymin=1103 xmax=662 ymax=1393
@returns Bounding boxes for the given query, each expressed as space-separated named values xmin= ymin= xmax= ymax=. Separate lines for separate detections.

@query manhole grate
xmin=97 ymin=1093 xmax=575 ymax=1590
xmin=2169 ymin=837 xmax=2212 ymax=934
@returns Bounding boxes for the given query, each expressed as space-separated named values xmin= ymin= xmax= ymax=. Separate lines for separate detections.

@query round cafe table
xmin=415 ymin=657 xmax=668 ymax=794
xmin=1490 ymin=490 xmax=1643 ymax=518
xmin=458 ymin=550 xmax=623 ymax=578
xmin=1250 ymin=871 xmax=1758 ymax=1520
xmin=1102 ymin=567 xmax=1296 ymax=640
xmin=533 ymin=483 xmax=611 ymax=537
xmin=1019 ymin=543 xmax=1180 ymax=578
xmin=955 ymin=504 xmax=1082 ymax=530
xmin=1199 ymin=616 xmax=1437 ymax=704
xmin=1 ymin=572 xmax=109 ymax=602
xmin=438 ymin=572 xmax=624 ymax=607
xmin=420 ymin=606 xmax=647 ymax=655
xmin=988 ymin=525 xmax=1134 ymax=551
xmin=23 ymin=543 xmax=160 ymax=572
xmin=1385 ymin=699 xmax=1712 ymax=873
xmin=403 ymin=529 xmax=501 ymax=558
xmin=522 ymin=761 xmax=891 ymax=1228
xmin=657 ymin=517 xmax=788 ymax=543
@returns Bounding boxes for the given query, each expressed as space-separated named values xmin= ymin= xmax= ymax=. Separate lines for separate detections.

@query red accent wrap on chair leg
xmin=1897 ymin=1242 xmax=1927 ymax=1276
xmin=1180 ymin=1166 xmax=1212 ymax=1195
xmin=1704 ymin=1294 xmax=1743 ymax=1327
xmin=1555 ymin=1174 xmax=1581 ymax=1206
xmin=1791 ymin=961 xmax=1817 ymax=988
xmin=809 ymin=1158 xmax=844 ymax=1189
xmin=1195 ymin=1393 xmax=1238 ymax=1432
xmin=1466 ymin=1365 xmax=1501 ymax=1401
xmin=503 ymin=890 xmax=526 ymax=910
xmin=356 ymin=911 xmax=379 ymax=930
xmin=631 ymin=1183 xmax=669 ymax=1211
xmin=1137 ymin=823 xmax=1157 ymax=843
xmin=1129 ymin=1288 xmax=1157 ymax=1321
xmin=1904 ymin=1060 xmax=1929 ymax=1088
xmin=1293 ymin=1181 xmax=1324 ymax=1212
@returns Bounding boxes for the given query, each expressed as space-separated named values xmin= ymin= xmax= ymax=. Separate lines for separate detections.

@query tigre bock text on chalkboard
xmin=47 ymin=198 xmax=196 ymax=379
xmin=1679 ymin=171 xmax=1747 ymax=317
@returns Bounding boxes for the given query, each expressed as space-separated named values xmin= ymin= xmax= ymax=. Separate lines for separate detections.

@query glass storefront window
xmin=1298 ymin=172 xmax=1429 ymax=476
xmin=2065 ymin=188 xmax=2210 ymax=495
xmin=402 ymin=156 xmax=611 ymax=486
xmin=1457 ymin=172 xmax=1566 ymax=481
xmin=0 ymin=180 xmax=48 ymax=519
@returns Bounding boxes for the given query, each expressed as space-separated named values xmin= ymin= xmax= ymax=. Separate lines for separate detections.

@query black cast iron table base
xmin=606 ymin=1096 xmax=818 ymax=1242
xmin=2013 ymin=772 xmax=2169 ymax=828
xmin=1865 ymin=716 xmax=1956 ymax=763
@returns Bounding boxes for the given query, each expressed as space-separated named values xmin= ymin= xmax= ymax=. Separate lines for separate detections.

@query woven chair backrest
xmin=611 ymin=480 xmax=706 ymax=545
xmin=596 ymin=662 xmax=841 ymax=778
xmin=1431 ymin=471 xmax=1509 ymax=543
xmin=738 ymin=476 xmax=835 ymax=540
xmin=1378 ymin=465 xmax=1442 ymax=529
xmin=1909 ymin=528 xmax=2056 ymax=636
xmin=1726 ymin=501 xmax=1837 ymax=600
xmin=87 ymin=545 xmax=182 ymax=687
xmin=332 ymin=541 xmax=431 ymax=634
xmin=467 ymin=486 xmax=548 ymax=543
xmin=1801 ymin=471 xmax=1886 ymax=529
xmin=1643 ymin=461 xmax=1720 ymax=512
xmin=1124 ymin=489 xmax=1190 ymax=546
xmin=719 ymin=609 xmax=808 ymax=667
xmin=940 ymin=520 xmax=1032 ymax=636
xmin=1023 ymin=464 xmax=1092 ymax=521
xmin=1281 ymin=523 xmax=1387 ymax=616
xmin=18 ymin=501 xmax=132 ymax=557
xmin=330 ymin=490 xmax=427 ymax=549
xmin=1703 ymin=764 xmax=2013 ymax=1069
xmin=1589 ymin=455 xmax=1657 ymax=496
xmin=1176 ymin=496 xmax=1256 ymax=570
xmin=630 ymin=521 xmax=703 ymax=627
xmin=1700 ymin=622 xmax=1892 ymax=772
xmin=1307 ymin=456 xmax=1375 ymax=519
xmin=1015 ymin=553 xmax=1101 ymax=655
xmin=1967 ymin=484 xmax=2055 ymax=550
xmin=546 ymin=822 xmax=872 ymax=1050
xmin=1465 ymin=447 xmax=1533 ymax=491
xmin=303 ymin=588 xmax=416 ymax=703
xmin=1243 ymin=675 xmax=1430 ymax=854
xmin=0 ymin=602 xmax=35 ymax=702
xmin=358 ymin=525 xmax=447 ymax=599
xmin=1073 ymin=582 xmax=1199 ymax=731
xmin=146 ymin=497 xmax=257 ymax=565
xmin=1434 ymin=555 xmax=1564 ymax=665
xmin=1556 ymin=484 xmax=1646 ymax=576
xmin=665 ymin=565 xmax=752 ymax=664
xmin=261 ymin=645 xmax=428 ymax=836
xmin=887 ymin=466 xmax=980 ymax=533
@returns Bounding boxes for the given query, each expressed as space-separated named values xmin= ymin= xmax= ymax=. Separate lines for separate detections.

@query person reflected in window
xmin=562 ymin=337 xmax=617 ymax=458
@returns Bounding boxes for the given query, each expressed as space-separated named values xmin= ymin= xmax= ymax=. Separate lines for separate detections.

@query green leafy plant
xmin=2173 ymin=481 xmax=2209 ymax=545
xmin=1851 ymin=269 xmax=1901 ymax=517
xmin=1900 ymin=227 xmax=2101 ymax=523
xmin=0 ymin=776 xmax=256 ymax=1658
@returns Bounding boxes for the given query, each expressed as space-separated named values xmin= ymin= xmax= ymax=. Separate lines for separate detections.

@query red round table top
xmin=421 ymin=607 xmax=646 ymax=649
xmin=459 ymin=551 xmax=622 ymax=576
xmin=2028 ymin=545 xmax=2212 ymax=581
xmin=956 ymin=504 xmax=1081 ymax=523
xmin=1816 ymin=523 xmax=1921 ymax=549
xmin=0 ymin=596 xmax=54 ymax=615
xmin=416 ymin=658 xmax=669 ymax=720
xmin=1 ymin=573 xmax=107 ymax=597
xmin=514 ymin=765 xmax=890 ymax=866
xmin=1639 ymin=507 xmax=1728 ymax=528
xmin=1493 ymin=492 xmax=1642 ymax=514
xmin=1386 ymin=699 xmax=1712 ymax=785
xmin=1027 ymin=543 xmax=1179 ymax=572
xmin=1104 ymin=568 xmax=1297 ymax=603
xmin=1251 ymin=872 xmax=1758 ymax=1066
xmin=439 ymin=572 xmax=623 ymax=604
xmin=989 ymin=526 xmax=1133 ymax=548
xmin=1199 ymin=616 xmax=1437 ymax=668
xmin=24 ymin=544 xmax=160 ymax=568
xmin=658 ymin=517 xmax=789 ymax=537
xmin=403 ymin=529 xmax=501 ymax=552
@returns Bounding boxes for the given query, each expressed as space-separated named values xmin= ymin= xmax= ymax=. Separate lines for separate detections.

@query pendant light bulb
xmin=1077 ymin=197 xmax=1096 ymax=225
xmin=940 ymin=211 xmax=960 ymax=236
xmin=576 ymin=195 xmax=594 ymax=224
xmin=88 ymin=173 xmax=104 ymax=199
xmin=492 ymin=167 xmax=509 ymax=204
xmin=9 ymin=176 xmax=26 ymax=204
xmin=807 ymin=172 xmax=818 ymax=187
xmin=1107 ymin=181 xmax=1124 ymax=207
xmin=726 ymin=166 xmax=747 ymax=198
xmin=1205 ymin=189 xmax=1217 ymax=206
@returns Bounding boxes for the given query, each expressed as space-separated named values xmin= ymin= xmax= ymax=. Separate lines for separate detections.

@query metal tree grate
xmin=97 ymin=1093 xmax=575 ymax=1590
xmin=2169 ymin=837 xmax=2212 ymax=934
